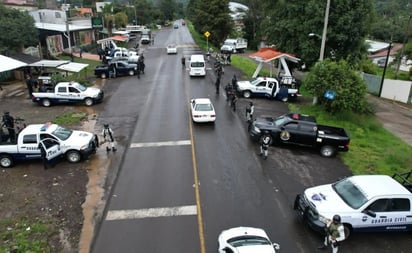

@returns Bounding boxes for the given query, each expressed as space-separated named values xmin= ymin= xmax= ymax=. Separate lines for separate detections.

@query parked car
xmin=166 ymin=44 xmax=177 ymax=54
xmin=140 ymin=35 xmax=151 ymax=44
xmin=190 ymin=98 xmax=216 ymax=123
xmin=218 ymin=227 xmax=280 ymax=253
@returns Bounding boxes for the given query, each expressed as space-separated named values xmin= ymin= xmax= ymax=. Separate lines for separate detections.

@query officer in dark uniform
xmin=2 ymin=112 xmax=15 ymax=143
xmin=38 ymin=141 xmax=49 ymax=170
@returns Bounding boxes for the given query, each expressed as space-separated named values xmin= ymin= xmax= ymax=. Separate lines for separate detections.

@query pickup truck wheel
xmin=128 ymin=70 xmax=135 ymax=76
xmin=243 ymin=91 xmax=252 ymax=98
xmin=84 ymin=98 xmax=94 ymax=106
xmin=66 ymin=150 xmax=81 ymax=163
xmin=0 ymin=154 xmax=14 ymax=168
xmin=320 ymin=145 xmax=337 ymax=157
xmin=101 ymin=73 xmax=107 ymax=79
xmin=41 ymin=98 xmax=51 ymax=107
xmin=343 ymin=224 xmax=351 ymax=239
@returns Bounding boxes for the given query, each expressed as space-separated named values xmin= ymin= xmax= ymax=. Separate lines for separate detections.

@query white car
xmin=190 ymin=98 xmax=216 ymax=123
xmin=166 ymin=44 xmax=177 ymax=54
xmin=218 ymin=227 xmax=280 ymax=253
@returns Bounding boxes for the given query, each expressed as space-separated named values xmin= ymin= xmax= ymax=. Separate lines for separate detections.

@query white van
xmin=189 ymin=54 xmax=206 ymax=77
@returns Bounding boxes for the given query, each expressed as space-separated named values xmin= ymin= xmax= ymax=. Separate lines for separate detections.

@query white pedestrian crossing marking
xmin=130 ymin=140 xmax=191 ymax=148
xmin=106 ymin=205 xmax=198 ymax=221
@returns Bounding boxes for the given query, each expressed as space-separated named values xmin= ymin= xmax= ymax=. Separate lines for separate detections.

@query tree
xmin=242 ymin=0 xmax=265 ymax=50
xmin=114 ymin=12 xmax=128 ymax=29
xmin=304 ymin=59 xmax=369 ymax=114
xmin=188 ymin=0 xmax=233 ymax=45
xmin=0 ymin=4 xmax=38 ymax=55
xmin=260 ymin=0 xmax=373 ymax=69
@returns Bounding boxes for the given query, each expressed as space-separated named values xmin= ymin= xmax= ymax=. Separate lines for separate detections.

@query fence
xmin=363 ymin=73 xmax=412 ymax=104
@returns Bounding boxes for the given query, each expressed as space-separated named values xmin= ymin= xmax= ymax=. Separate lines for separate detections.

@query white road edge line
xmin=105 ymin=205 xmax=197 ymax=221
xmin=130 ymin=140 xmax=191 ymax=148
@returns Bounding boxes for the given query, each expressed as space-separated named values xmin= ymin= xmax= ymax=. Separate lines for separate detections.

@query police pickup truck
xmin=31 ymin=81 xmax=104 ymax=107
xmin=236 ymin=77 xmax=299 ymax=102
xmin=248 ymin=113 xmax=350 ymax=157
xmin=294 ymin=171 xmax=412 ymax=238
xmin=94 ymin=61 xmax=138 ymax=79
xmin=0 ymin=122 xmax=98 ymax=168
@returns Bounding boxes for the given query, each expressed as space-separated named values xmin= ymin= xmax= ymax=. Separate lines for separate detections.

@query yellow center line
xmin=184 ymin=69 xmax=206 ymax=253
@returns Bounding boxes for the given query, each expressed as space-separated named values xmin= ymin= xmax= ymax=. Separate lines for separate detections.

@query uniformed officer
xmin=259 ymin=133 xmax=271 ymax=160
xmin=246 ymin=102 xmax=254 ymax=123
xmin=2 ymin=112 xmax=15 ymax=143
xmin=318 ymin=214 xmax=345 ymax=253
xmin=102 ymin=124 xmax=116 ymax=152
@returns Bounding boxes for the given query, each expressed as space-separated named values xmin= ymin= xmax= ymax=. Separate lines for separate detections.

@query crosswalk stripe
xmin=106 ymin=205 xmax=198 ymax=221
xmin=130 ymin=140 xmax=191 ymax=148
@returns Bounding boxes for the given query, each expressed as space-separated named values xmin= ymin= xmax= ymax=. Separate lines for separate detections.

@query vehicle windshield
xmin=332 ymin=178 xmax=368 ymax=209
xmin=228 ymin=236 xmax=271 ymax=248
xmin=191 ymin=62 xmax=204 ymax=68
xmin=195 ymin=103 xmax=213 ymax=111
xmin=72 ymin=82 xmax=87 ymax=91
xmin=224 ymin=41 xmax=235 ymax=46
xmin=51 ymin=126 xmax=73 ymax=141
xmin=273 ymin=115 xmax=289 ymax=126
xmin=250 ymin=78 xmax=261 ymax=86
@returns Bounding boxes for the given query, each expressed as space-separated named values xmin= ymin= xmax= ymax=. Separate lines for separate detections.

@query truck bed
xmin=317 ymin=124 xmax=350 ymax=138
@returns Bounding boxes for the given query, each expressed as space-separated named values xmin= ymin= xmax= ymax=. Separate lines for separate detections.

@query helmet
xmin=333 ymin=214 xmax=341 ymax=223
xmin=249 ymin=102 xmax=253 ymax=106
xmin=104 ymin=124 xmax=109 ymax=128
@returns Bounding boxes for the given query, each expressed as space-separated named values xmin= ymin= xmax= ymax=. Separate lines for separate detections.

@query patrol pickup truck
xmin=294 ymin=171 xmax=412 ymax=238
xmin=31 ymin=81 xmax=104 ymax=107
xmin=0 ymin=122 xmax=98 ymax=168
xmin=236 ymin=77 xmax=299 ymax=102
xmin=249 ymin=113 xmax=350 ymax=157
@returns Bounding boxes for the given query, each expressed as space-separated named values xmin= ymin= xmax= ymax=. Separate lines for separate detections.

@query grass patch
xmin=0 ymin=216 xmax=53 ymax=252
xmin=52 ymin=111 xmax=88 ymax=126
xmin=288 ymin=103 xmax=412 ymax=176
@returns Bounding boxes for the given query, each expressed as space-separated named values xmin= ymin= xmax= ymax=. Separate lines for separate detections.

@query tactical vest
xmin=328 ymin=223 xmax=341 ymax=238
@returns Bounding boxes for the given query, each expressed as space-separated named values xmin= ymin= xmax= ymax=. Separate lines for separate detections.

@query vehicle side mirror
xmin=362 ymin=209 xmax=376 ymax=218
xmin=273 ymin=243 xmax=280 ymax=250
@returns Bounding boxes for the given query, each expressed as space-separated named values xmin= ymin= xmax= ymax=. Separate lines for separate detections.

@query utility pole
xmin=395 ymin=15 xmax=411 ymax=80
xmin=62 ymin=2 xmax=72 ymax=54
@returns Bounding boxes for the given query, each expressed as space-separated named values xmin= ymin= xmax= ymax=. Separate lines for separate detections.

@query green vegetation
xmin=57 ymin=55 xmax=101 ymax=85
xmin=0 ymin=217 xmax=53 ymax=252
xmin=52 ymin=111 xmax=88 ymax=126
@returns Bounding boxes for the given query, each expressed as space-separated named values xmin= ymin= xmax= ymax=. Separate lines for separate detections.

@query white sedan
xmin=218 ymin=227 xmax=280 ymax=253
xmin=190 ymin=98 xmax=216 ymax=123
xmin=166 ymin=44 xmax=177 ymax=54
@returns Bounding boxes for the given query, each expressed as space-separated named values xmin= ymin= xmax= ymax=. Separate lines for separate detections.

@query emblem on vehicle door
xmin=280 ymin=131 xmax=290 ymax=141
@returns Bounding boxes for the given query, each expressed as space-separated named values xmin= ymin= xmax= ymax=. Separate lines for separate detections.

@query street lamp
xmin=129 ymin=5 xmax=137 ymax=25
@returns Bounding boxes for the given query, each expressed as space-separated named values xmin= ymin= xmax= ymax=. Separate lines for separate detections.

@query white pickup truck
xmin=236 ymin=77 xmax=299 ymax=101
xmin=0 ymin=122 xmax=99 ymax=168
xmin=294 ymin=172 xmax=412 ymax=238
xmin=220 ymin=38 xmax=247 ymax=53
xmin=105 ymin=48 xmax=140 ymax=64
xmin=31 ymin=81 xmax=104 ymax=107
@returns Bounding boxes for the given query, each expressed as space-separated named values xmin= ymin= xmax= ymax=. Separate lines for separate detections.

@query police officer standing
xmin=318 ymin=214 xmax=345 ymax=253
xmin=102 ymin=124 xmax=116 ymax=152
xmin=215 ymin=76 xmax=220 ymax=94
xmin=259 ymin=133 xmax=271 ymax=160
xmin=2 ymin=112 xmax=15 ymax=143
xmin=38 ymin=141 xmax=49 ymax=170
